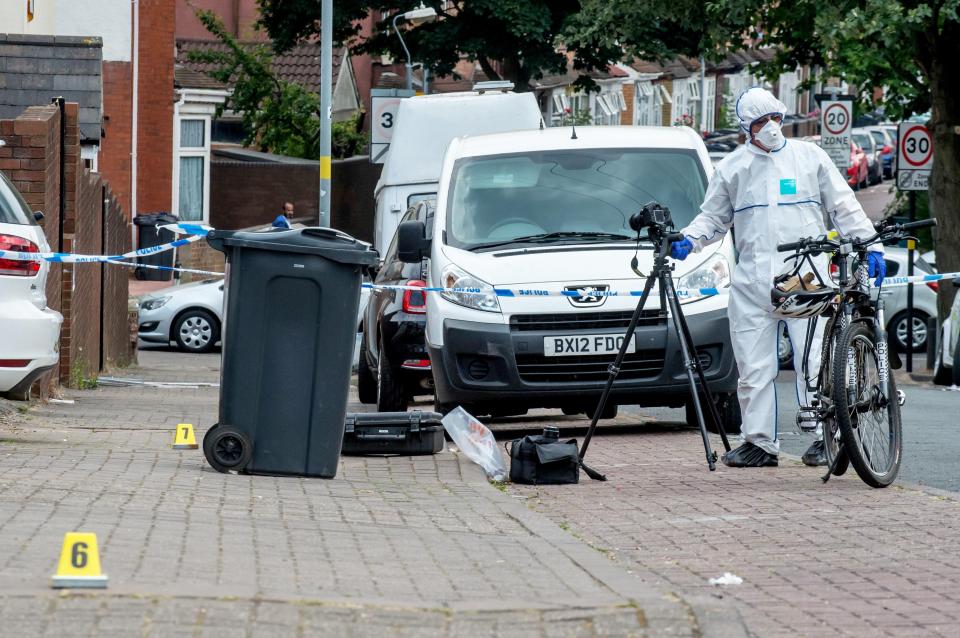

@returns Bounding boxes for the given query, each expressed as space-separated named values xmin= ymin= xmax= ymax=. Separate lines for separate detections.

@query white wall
xmin=0 ymin=0 xmax=132 ymax=62
xmin=55 ymin=0 xmax=131 ymax=61
xmin=0 ymin=0 xmax=56 ymax=33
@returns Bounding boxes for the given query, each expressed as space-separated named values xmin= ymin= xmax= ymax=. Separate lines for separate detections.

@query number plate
xmin=543 ymin=334 xmax=636 ymax=357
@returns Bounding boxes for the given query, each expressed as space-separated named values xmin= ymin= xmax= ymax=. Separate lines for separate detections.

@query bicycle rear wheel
xmin=832 ymin=322 xmax=902 ymax=487
xmin=819 ymin=324 xmax=848 ymax=476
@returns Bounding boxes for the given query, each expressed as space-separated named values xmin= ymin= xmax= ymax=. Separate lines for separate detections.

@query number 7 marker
xmin=173 ymin=423 xmax=198 ymax=450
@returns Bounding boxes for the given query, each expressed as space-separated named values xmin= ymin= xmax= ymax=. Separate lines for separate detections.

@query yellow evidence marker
xmin=51 ymin=532 xmax=108 ymax=588
xmin=173 ymin=423 xmax=198 ymax=450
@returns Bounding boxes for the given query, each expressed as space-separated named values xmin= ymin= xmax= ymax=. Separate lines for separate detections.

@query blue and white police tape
xmin=105 ymin=259 xmax=223 ymax=278
xmin=362 ymin=270 xmax=960 ymax=298
xmin=0 ymin=223 xmax=212 ymax=264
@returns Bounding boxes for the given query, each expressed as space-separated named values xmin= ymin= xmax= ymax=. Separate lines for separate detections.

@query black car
xmin=358 ymin=202 xmax=434 ymax=411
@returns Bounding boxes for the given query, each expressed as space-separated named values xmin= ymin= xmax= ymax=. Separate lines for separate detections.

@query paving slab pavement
xmin=0 ymin=348 xmax=745 ymax=637
xmin=508 ymin=413 xmax=960 ymax=638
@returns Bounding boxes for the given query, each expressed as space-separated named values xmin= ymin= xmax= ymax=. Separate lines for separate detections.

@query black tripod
xmin=578 ymin=214 xmax=733 ymax=479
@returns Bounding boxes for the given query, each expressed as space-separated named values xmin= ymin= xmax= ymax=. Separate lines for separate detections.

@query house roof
xmin=530 ymin=54 xmax=622 ymax=90
xmin=175 ymin=38 xmax=345 ymax=93
xmin=625 ymin=48 xmax=781 ymax=79
xmin=0 ymin=34 xmax=103 ymax=142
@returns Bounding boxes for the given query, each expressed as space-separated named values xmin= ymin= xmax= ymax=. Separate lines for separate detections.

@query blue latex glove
xmin=867 ymin=251 xmax=886 ymax=286
xmin=671 ymin=237 xmax=693 ymax=260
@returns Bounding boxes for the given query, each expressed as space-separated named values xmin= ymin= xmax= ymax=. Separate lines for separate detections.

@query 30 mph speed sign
xmin=820 ymin=100 xmax=852 ymax=170
xmin=896 ymin=123 xmax=933 ymax=191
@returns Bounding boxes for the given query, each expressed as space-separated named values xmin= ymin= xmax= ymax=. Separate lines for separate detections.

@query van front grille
xmin=509 ymin=311 xmax=664 ymax=332
xmin=515 ymin=350 xmax=666 ymax=383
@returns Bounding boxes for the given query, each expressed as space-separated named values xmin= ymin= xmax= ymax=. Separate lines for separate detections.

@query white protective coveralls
xmin=681 ymin=87 xmax=881 ymax=455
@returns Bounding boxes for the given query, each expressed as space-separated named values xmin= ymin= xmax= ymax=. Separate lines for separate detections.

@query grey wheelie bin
xmin=203 ymin=227 xmax=377 ymax=478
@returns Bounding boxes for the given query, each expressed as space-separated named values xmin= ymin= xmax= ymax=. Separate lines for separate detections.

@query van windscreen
xmin=446 ymin=148 xmax=706 ymax=250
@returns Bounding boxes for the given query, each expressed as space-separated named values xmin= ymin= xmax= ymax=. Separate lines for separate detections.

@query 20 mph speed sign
xmin=897 ymin=123 xmax=933 ymax=191
xmin=820 ymin=100 xmax=852 ymax=170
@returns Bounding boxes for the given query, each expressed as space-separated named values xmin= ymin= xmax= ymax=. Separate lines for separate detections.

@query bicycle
xmin=777 ymin=218 xmax=937 ymax=488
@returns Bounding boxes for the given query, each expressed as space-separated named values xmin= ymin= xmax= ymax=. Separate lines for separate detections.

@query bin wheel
xmin=203 ymin=425 xmax=252 ymax=473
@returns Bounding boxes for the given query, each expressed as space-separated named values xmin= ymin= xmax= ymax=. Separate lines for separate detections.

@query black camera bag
xmin=508 ymin=435 xmax=579 ymax=485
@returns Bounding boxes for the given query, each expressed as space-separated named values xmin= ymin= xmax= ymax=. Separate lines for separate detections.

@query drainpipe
xmin=700 ymin=57 xmax=708 ymax=133
xmin=131 ymin=0 xmax=139 ymax=247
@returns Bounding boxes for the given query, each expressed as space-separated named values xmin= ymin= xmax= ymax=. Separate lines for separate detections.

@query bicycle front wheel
xmin=820 ymin=323 xmax=848 ymax=476
xmin=833 ymin=322 xmax=902 ymax=487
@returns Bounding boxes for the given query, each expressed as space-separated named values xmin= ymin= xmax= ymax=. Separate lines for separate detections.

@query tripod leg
xmin=664 ymin=280 xmax=721 ymax=470
xmin=670 ymin=292 xmax=732 ymax=453
xmin=578 ymin=270 xmax=659 ymax=478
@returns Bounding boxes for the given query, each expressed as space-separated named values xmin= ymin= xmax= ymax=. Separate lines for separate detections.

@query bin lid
xmin=134 ymin=212 xmax=178 ymax=226
xmin=206 ymin=227 xmax=378 ymax=266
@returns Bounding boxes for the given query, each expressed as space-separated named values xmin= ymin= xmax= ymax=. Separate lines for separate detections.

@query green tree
xmin=256 ymin=0 xmax=621 ymax=91
xmin=571 ymin=0 xmax=960 ymax=317
xmin=189 ymin=10 xmax=367 ymax=159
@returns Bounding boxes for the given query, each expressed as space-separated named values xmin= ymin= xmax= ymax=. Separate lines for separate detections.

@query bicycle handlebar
xmin=779 ymin=218 xmax=938 ymax=255
xmin=777 ymin=239 xmax=808 ymax=252
xmin=898 ymin=218 xmax=937 ymax=231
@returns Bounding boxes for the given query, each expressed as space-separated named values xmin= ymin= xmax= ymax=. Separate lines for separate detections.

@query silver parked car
xmin=138 ymin=279 xmax=224 ymax=353
xmin=138 ymin=278 xmax=369 ymax=353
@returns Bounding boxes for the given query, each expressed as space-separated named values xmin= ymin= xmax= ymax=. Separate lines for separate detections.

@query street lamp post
xmin=392 ymin=4 xmax=438 ymax=93
xmin=318 ymin=0 xmax=333 ymax=227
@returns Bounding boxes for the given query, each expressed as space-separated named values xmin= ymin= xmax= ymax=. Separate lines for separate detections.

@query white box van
xmin=396 ymin=126 xmax=739 ymax=422
xmin=373 ymin=86 xmax=543 ymax=255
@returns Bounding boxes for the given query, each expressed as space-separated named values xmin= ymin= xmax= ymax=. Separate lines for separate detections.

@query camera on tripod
xmin=629 ymin=201 xmax=674 ymax=235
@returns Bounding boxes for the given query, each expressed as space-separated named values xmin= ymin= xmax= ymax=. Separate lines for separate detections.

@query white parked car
xmin=876 ymin=247 xmax=939 ymax=352
xmin=396 ymin=125 xmax=740 ymax=426
xmin=138 ymin=277 xmax=368 ymax=353
xmin=933 ymin=278 xmax=960 ymax=386
xmin=0 ymin=172 xmax=62 ymax=400
xmin=138 ymin=279 xmax=225 ymax=353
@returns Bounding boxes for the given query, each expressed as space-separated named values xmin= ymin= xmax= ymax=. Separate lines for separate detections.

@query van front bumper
xmin=428 ymin=308 xmax=737 ymax=410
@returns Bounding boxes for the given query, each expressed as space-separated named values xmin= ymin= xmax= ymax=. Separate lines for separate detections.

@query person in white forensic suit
xmin=671 ymin=87 xmax=886 ymax=468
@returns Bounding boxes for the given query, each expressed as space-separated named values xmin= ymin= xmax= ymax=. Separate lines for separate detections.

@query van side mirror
xmin=397 ymin=221 xmax=431 ymax=263
xmin=33 ymin=210 xmax=44 ymax=222
xmin=952 ymin=277 xmax=960 ymax=289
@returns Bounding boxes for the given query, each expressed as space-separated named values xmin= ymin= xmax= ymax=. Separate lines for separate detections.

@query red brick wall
xmin=100 ymin=61 xmax=133 ymax=218
xmin=0 ymin=104 xmax=134 ymax=394
xmin=137 ymin=0 xmax=175 ymax=215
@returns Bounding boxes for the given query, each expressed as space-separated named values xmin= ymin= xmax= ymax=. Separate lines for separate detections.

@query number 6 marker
xmin=52 ymin=532 xmax=107 ymax=588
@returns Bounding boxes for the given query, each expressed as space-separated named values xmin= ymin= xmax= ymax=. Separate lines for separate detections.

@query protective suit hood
xmin=736 ymin=87 xmax=787 ymax=139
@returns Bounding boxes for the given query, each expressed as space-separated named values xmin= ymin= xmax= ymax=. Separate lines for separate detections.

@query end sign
xmin=896 ymin=123 xmax=932 ymax=191
xmin=821 ymin=101 xmax=852 ymax=170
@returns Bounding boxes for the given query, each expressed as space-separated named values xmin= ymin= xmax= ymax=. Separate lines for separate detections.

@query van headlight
xmin=140 ymin=296 xmax=171 ymax=311
xmin=677 ymin=253 xmax=730 ymax=301
xmin=439 ymin=264 xmax=501 ymax=313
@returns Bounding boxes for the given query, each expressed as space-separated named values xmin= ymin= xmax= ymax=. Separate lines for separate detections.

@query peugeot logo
xmin=565 ymin=284 xmax=609 ymax=307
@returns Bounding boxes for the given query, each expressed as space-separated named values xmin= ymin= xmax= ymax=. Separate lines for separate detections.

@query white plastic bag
xmin=441 ymin=407 xmax=507 ymax=481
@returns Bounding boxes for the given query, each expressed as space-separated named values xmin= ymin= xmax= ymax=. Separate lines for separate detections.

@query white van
xmin=373 ymin=85 xmax=543 ymax=255
xmin=397 ymin=126 xmax=739 ymax=425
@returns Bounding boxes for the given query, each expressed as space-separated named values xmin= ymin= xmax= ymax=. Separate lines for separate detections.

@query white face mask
xmin=754 ymin=119 xmax=784 ymax=150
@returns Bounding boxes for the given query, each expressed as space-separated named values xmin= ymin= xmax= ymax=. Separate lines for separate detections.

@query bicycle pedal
xmin=796 ymin=412 xmax=819 ymax=432
xmin=897 ymin=390 xmax=906 ymax=406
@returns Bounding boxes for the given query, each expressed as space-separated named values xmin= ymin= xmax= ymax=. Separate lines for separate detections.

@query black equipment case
xmin=341 ymin=411 xmax=445 ymax=456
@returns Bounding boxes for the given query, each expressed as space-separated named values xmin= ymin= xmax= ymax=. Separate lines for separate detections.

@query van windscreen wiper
xmin=468 ymin=231 xmax=633 ymax=251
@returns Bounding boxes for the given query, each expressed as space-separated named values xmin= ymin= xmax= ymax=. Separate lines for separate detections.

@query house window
xmin=592 ymin=88 xmax=625 ymax=126
xmin=178 ymin=157 xmax=204 ymax=221
xmin=634 ymin=81 xmax=663 ymax=126
xmin=778 ymin=68 xmax=801 ymax=115
xmin=550 ymin=90 xmax=590 ymax=126
xmin=174 ymin=116 xmax=211 ymax=223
